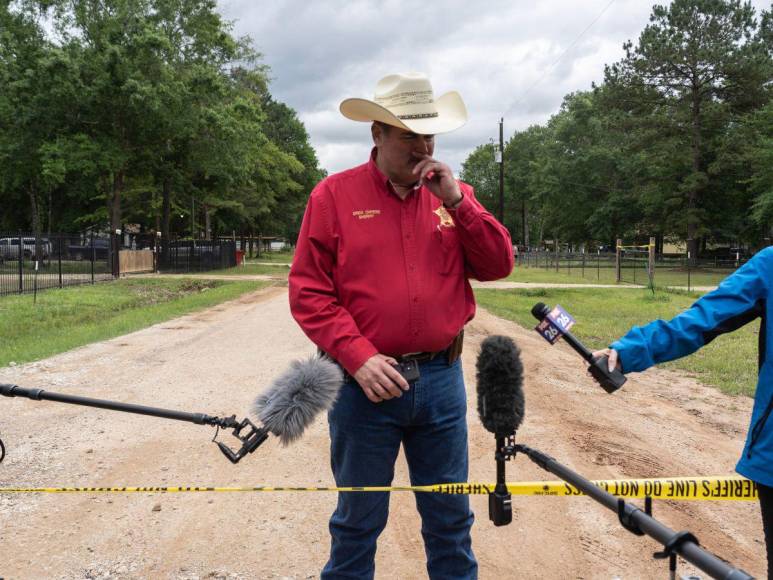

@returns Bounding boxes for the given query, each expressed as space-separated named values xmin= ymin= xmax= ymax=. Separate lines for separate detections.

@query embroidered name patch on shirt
xmin=352 ymin=209 xmax=381 ymax=220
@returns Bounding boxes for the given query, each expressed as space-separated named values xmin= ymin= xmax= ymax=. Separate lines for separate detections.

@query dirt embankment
xmin=0 ymin=286 xmax=765 ymax=579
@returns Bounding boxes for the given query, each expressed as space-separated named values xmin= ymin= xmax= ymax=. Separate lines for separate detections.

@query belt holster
xmin=446 ymin=329 xmax=464 ymax=364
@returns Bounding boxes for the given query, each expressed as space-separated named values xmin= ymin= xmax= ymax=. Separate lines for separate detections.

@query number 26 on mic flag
xmin=535 ymin=305 xmax=575 ymax=345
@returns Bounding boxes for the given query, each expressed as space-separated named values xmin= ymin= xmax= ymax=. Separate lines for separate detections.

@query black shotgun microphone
xmin=252 ymin=355 xmax=344 ymax=445
xmin=476 ymin=335 xmax=525 ymax=436
xmin=531 ymin=302 xmax=626 ymax=394
xmin=476 ymin=335 xmax=525 ymax=526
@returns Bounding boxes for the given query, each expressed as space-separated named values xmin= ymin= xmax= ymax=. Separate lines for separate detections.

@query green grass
xmin=220 ymin=263 xmax=290 ymax=276
xmin=509 ymin=261 xmax=730 ymax=288
xmin=507 ymin=265 xmax=619 ymax=284
xmin=475 ymin=287 xmax=759 ymax=397
xmin=0 ymin=277 xmax=270 ymax=368
xmin=247 ymin=250 xmax=294 ymax=262
xmin=0 ymin=260 xmax=111 ymax=275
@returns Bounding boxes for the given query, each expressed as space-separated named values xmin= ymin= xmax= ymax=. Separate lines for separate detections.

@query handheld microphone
xmin=252 ymin=355 xmax=344 ymax=445
xmin=475 ymin=335 xmax=525 ymax=526
xmin=531 ymin=302 xmax=626 ymax=393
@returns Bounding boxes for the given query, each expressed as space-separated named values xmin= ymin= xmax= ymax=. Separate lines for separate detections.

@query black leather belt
xmin=390 ymin=349 xmax=448 ymax=364
xmin=318 ymin=330 xmax=464 ymax=380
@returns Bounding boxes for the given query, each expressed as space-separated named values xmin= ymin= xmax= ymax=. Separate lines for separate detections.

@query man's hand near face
xmin=412 ymin=153 xmax=463 ymax=207
xmin=353 ymin=354 xmax=411 ymax=403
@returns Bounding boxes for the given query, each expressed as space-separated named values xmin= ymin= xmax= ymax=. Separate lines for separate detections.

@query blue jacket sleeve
xmin=611 ymin=248 xmax=772 ymax=373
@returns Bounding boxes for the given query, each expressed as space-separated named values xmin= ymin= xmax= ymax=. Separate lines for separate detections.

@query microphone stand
xmin=489 ymin=433 xmax=515 ymax=526
xmin=0 ymin=383 xmax=267 ymax=464
xmin=513 ymin=443 xmax=753 ymax=580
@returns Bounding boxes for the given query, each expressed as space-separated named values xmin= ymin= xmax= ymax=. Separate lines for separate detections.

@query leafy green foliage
xmin=463 ymin=0 xmax=772 ymax=252
xmin=0 ymin=0 xmax=324 ymax=241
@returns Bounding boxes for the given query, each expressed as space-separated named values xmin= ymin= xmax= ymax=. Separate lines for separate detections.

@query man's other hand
xmin=592 ymin=348 xmax=621 ymax=372
xmin=353 ymin=354 xmax=411 ymax=403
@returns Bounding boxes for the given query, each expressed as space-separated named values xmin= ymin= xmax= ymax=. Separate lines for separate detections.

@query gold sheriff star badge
xmin=434 ymin=205 xmax=455 ymax=228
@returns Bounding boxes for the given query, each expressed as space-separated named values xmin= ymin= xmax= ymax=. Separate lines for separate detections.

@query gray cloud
xmin=219 ymin=0 xmax=771 ymax=176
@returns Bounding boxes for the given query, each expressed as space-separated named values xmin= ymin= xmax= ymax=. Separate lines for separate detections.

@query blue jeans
xmin=322 ymin=357 xmax=477 ymax=580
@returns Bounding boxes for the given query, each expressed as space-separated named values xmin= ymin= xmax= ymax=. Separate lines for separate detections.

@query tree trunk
xmin=110 ymin=170 xmax=124 ymax=235
xmin=522 ymin=200 xmax=529 ymax=248
xmin=204 ymin=205 xmax=211 ymax=241
xmin=154 ymin=191 xmax=161 ymax=234
xmin=29 ymin=184 xmax=42 ymax=260
xmin=47 ymin=189 xmax=52 ymax=242
xmin=161 ymin=177 xmax=171 ymax=239
xmin=687 ymin=85 xmax=702 ymax=265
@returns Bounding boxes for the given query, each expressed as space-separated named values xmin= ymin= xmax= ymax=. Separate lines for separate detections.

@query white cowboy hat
xmin=340 ymin=72 xmax=468 ymax=135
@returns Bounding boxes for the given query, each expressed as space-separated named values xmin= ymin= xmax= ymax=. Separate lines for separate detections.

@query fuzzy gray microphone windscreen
xmin=252 ymin=355 xmax=344 ymax=445
xmin=476 ymin=335 xmax=525 ymax=437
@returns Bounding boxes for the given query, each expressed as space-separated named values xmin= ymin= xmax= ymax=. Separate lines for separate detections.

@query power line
xmin=503 ymin=0 xmax=617 ymax=119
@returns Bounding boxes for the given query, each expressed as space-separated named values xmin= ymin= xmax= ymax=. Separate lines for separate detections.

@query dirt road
xmin=0 ymin=286 xmax=765 ymax=579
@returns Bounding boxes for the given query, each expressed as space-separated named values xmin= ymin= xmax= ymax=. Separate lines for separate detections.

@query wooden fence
xmin=119 ymin=250 xmax=154 ymax=274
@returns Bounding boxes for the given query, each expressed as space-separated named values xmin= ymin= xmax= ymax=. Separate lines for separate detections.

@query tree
xmin=605 ymin=0 xmax=770 ymax=259
xmin=0 ymin=0 xmax=329 ymax=243
xmin=502 ymin=125 xmax=550 ymax=248
xmin=260 ymin=95 xmax=325 ymax=240
xmin=460 ymin=144 xmax=499 ymax=212
xmin=0 ymin=2 xmax=81 ymax=250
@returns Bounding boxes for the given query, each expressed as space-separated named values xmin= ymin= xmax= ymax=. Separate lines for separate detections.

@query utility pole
xmin=498 ymin=117 xmax=504 ymax=225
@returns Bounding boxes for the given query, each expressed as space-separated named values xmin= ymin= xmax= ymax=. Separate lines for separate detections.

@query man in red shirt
xmin=289 ymin=73 xmax=514 ymax=579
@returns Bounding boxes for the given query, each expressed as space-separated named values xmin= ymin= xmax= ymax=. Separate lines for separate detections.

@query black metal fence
xmin=519 ymin=249 xmax=747 ymax=290
xmin=519 ymin=250 xmax=618 ymax=282
xmin=0 ymin=233 xmax=240 ymax=297
xmin=157 ymin=238 xmax=236 ymax=273
xmin=0 ymin=232 xmax=115 ymax=297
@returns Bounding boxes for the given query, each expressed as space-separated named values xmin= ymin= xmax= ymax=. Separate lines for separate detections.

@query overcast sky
xmin=217 ymin=0 xmax=770 ymax=176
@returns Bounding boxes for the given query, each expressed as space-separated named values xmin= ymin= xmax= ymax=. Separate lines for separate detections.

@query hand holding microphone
xmin=531 ymin=302 xmax=626 ymax=394
xmin=591 ymin=348 xmax=621 ymax=373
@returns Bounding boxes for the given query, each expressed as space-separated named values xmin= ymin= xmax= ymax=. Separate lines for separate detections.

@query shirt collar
xmin=368 ymin=147 xmax=390 ymax=193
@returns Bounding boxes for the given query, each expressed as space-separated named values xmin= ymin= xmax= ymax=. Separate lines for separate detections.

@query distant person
xmin=289 ymin=72 xmax=514 ymax=579
xmin=594 ymin=247 xmax=773 ymax=578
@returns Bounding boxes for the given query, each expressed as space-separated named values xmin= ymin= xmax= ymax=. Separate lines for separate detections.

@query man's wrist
xmin=444 ymin=192 xmax=464 ymax=209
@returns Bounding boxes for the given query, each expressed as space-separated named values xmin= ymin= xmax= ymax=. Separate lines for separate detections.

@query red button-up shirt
xmin=289 ymin=150 xmax=514 ymax=375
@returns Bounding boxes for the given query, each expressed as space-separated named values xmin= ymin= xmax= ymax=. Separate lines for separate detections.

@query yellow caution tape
xmin=617 ymin=244 xmax=654 ymax=250
xmin=507 ymin=475 xmax=758 ymax=501
xmin=0 ymin=476 xmax=758 ymax=500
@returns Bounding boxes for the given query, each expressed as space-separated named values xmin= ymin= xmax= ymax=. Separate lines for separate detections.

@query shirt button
xmin=413 ymin=297 xmax=419 ymax=303
xmin=413 ymin=330 xmax=419 ymax=336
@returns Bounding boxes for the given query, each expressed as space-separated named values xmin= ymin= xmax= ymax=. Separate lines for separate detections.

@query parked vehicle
xmin=68 ymin=238 xmax=111 ymax=261
xmin=0 ymin=237 xmax=52 ymax=260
